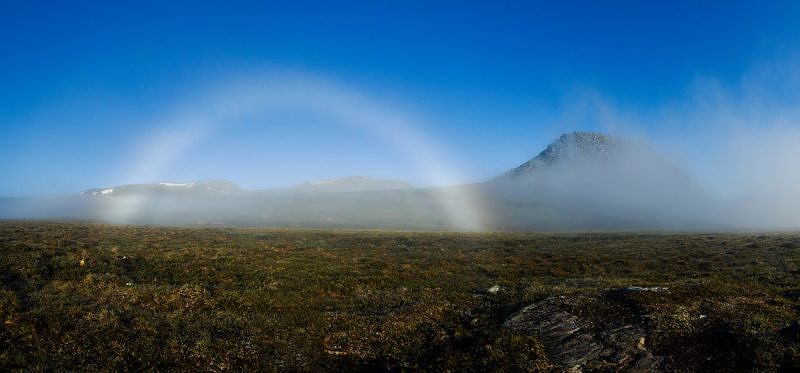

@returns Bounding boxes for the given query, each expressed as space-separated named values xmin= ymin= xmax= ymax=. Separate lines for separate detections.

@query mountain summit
xmin=499 ymin=131 xmax=631 ymax=179
xmin=494 ymin=130 xmax=697 ymax=193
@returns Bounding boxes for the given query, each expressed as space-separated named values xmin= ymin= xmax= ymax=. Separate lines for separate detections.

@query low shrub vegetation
xmin=1 ymin=222 xmax=799 ymax=371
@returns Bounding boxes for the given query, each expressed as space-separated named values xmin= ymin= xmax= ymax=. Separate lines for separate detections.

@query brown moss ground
xmin=0 ymin=221 xmax=799 ymax=371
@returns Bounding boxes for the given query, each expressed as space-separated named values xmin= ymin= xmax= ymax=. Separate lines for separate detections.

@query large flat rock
xmin=504 ymin=295 xmax=666 ymax=372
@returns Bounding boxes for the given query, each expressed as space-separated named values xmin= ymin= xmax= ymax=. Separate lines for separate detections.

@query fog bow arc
xmin=108 ymin=75 xmax=486 ymax=231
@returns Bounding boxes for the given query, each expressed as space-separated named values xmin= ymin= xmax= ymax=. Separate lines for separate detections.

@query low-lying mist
xmin=2 ymin=130 xmax=797 ymax=232
xmin=552 ymin=58 xmax=800 ymax=231
xmin=483 ymin=136 xmax=715 ymax=231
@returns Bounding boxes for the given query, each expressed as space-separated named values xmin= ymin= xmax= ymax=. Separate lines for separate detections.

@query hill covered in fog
xmin=482 ymin=132 xmax=717 ymax=230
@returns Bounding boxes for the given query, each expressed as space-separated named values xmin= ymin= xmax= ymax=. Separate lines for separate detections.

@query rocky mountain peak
xmin=499 ymin=131 xmax=631 ymax=179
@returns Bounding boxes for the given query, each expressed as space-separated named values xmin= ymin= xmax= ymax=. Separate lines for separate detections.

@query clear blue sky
xmin=2 ymin=1 xmax=800 ymax=196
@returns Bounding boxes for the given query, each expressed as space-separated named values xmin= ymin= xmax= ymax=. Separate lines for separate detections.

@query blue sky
xmin=2 ymin=1 xmax=800 ymax=196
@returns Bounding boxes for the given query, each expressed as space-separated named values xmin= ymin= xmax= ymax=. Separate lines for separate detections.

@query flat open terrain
xmin=1 ymin=222 xmax=799 ymax=371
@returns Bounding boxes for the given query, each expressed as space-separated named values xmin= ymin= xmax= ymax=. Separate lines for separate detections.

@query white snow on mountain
xmin=159 ymin=182 xmax=195 ymax=187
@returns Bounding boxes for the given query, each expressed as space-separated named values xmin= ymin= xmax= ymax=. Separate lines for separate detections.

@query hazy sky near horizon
xmin=2 ymin=1 xmax=800 ymax=197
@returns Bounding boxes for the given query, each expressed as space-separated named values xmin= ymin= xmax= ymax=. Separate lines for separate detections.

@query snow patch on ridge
xmin=159 ymin=182 xmax=195 ymax=187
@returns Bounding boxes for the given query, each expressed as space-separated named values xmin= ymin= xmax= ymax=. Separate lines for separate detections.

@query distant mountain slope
xmin=290 ymin=176 xmax=413 ymax=193
xmin=81 ymin=180 xmax=243 ymax=197
xmin=1 ymin=177 xmax=449 ymax=230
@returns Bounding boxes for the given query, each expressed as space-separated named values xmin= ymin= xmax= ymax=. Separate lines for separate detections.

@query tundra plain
xmin=1 ymin=222 xmax=799 ymax=371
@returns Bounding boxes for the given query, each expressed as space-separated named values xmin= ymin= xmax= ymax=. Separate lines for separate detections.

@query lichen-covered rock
xmin=504 ymin=295 xmax=666 ymax=372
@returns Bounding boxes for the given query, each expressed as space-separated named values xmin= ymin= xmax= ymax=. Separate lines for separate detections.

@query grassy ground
xmin=1 ymin=221 xmax=799 ymax=371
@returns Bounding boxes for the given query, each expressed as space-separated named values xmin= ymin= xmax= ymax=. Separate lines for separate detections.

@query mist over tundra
xmin=4 ymin=65 xmax=800 ymax=232
xmin=2 ymin=125 xmax=799 ymax=231
xmin=552 ymin=59 xmax=800 ymax=230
